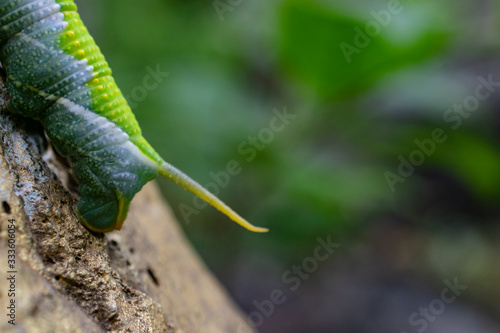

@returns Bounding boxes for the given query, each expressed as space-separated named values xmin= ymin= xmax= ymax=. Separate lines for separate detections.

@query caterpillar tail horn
xmin=159 ymin=161 xmax=269 ymax=233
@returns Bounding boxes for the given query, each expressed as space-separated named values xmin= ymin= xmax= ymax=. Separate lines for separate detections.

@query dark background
xmin=80 ymin=0 xmax=500 ymax=332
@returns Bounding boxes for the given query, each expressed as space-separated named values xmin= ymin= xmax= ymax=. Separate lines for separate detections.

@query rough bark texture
xmin=0 ymin=78 xmax=253 ymax=332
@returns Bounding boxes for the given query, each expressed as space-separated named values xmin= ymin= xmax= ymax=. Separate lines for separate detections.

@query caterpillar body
xmin=0 ymin=0 xmax=267 ymax=233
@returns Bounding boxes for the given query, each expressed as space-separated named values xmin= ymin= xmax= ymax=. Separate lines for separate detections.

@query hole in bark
xmin=45 ymin=257 xmax=55 ymax=264
xmin=109 ymin=240 xmax=119 ymax=249
xmin=2 ymin=201 xmax=11 ymax=214
xmin=129 ymin=247 xmax=134 ymax=254
xmin=147 ymin=268 xmax=159 ymax=286
xmin=31 ymin=305 xmax=39 ymax=315
xmin=55 ymin=275 xmax=61 ymax=281
xmin=126 ymin=260 xmax=131 ymax=266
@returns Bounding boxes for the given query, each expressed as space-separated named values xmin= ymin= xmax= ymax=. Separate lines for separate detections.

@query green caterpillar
xmin=0 ymin=0 xmax=267 ymax=233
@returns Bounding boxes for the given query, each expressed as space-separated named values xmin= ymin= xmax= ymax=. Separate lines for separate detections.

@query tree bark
xmin=0 ymin=77 xmax=253 ymax=332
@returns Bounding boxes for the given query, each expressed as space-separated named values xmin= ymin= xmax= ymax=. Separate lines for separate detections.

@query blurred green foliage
xmin=80 ymin=0 xmax=499 ymax=252
xmin=80 ymin=1 xmax=500 ymax=326
xmin=279 ymin=0 xmax=450 ymax=99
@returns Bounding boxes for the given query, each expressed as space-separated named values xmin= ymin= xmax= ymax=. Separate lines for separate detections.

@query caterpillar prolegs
xmin=0 ymin=0 xmax=268 ymax=233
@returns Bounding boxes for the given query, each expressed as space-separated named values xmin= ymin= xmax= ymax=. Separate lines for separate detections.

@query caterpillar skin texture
xmin=0 ymin=0 xmax=267 ymax=233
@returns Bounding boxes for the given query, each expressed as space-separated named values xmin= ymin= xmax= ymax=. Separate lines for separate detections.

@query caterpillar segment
xmin=0 ymin=0 xmax=268 ymax=233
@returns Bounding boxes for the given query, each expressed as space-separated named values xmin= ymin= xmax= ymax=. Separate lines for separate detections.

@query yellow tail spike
xmin=159 ymin=161 xmax=269 ymax=233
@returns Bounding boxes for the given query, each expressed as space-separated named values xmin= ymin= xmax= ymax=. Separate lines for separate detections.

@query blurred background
xmin=81 ymin=0 xmax=500 ymax=332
